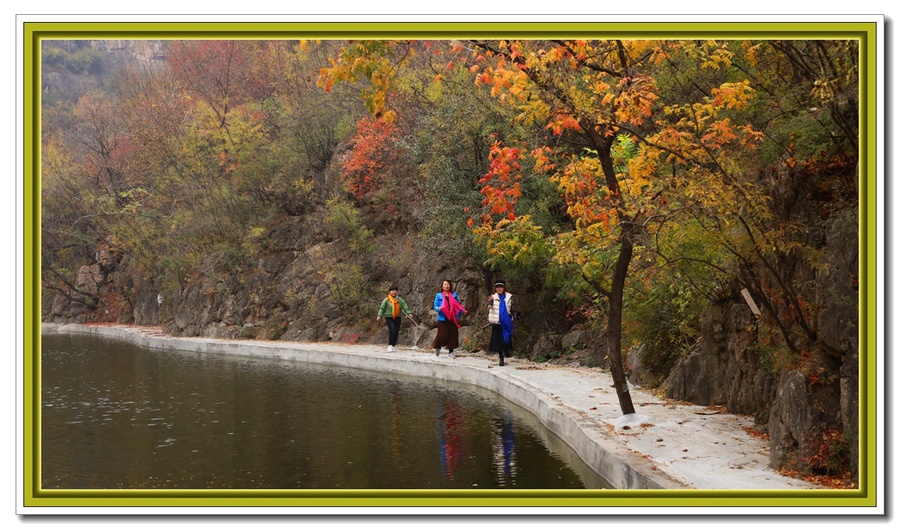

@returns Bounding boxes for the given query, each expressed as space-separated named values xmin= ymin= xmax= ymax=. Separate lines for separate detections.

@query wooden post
xmin=740 ymin=288 xmax=761 ymax=318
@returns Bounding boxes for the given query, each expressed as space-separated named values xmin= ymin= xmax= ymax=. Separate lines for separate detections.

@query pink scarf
xmin=442 ymin=291 xmax=467 ymax=328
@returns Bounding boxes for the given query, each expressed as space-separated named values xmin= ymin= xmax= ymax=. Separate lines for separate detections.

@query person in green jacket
xmin=376 ymin=286 xmax=413 ymax=351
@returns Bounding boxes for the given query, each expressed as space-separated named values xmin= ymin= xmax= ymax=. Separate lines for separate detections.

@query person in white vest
xmin=486 ymin=280 xmax=514 ymax=366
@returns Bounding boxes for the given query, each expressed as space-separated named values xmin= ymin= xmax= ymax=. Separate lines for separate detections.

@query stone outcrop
xmin=767 ymin=208 xmax=858 ymax=476
xmin=816 ymin=209 xmax=860 ymax=478
xmin=660 ymin=207 xmax=858 ymax=479
xmin=45 ymin=248 xmax=159 ymax=325
xmin=661 ymin=302 xmax=777 ymax=419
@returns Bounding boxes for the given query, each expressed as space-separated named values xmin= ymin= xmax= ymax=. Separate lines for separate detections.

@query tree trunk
xmin=606 ymin=222 xmax=637 ymax=415
xmin=592 ymin=132 xmax=637 ymax=416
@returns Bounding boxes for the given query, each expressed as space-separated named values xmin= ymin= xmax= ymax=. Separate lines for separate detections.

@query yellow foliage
xmin=742 ymin=41 xmax=762 ymax=67
xmin=701 ymin=41 xmax=734 ymax=70
xmin=711 ymin=80 xmax=755 ymax=110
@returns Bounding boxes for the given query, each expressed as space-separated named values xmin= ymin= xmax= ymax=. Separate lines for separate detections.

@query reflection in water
xmin=41 ymin=332 xmax=608 ymax=489
xmin=493 ymin=415 xmax=517 ymax=484
xmin=390 ymin=388 xmax=403 ymax=463
xmin=436 ymin=401 xmax=463 ymax=481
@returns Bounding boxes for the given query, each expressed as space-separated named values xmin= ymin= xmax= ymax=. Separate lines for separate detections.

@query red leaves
xmin=477 ymin=141 xmax=524 ymax=223
xmin=340 ymin=118 xmax=404 ymax=200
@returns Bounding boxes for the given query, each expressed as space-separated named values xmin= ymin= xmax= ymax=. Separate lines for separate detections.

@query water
xmin=40 ymin=333 xmax=610 ymax=489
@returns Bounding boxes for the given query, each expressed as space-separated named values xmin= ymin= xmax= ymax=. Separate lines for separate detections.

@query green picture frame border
xmin=21 ymin=19 xmax=881 ymax=510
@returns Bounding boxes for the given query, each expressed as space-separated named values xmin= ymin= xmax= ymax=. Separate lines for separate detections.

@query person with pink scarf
xmin=431 ymin=279 xmax=467 ymax=359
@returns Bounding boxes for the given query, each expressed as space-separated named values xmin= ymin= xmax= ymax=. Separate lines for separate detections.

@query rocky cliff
xmin=653 ymin=208 xmax=858 ymax=480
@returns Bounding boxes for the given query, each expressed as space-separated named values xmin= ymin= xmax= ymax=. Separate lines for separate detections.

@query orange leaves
xmin=340 ymin=117 xmax=404 ymax=200
xmin=700 ymin=118 xmax=740 ymax=150
xmin=546 ymin=44 xmax=574 ymax=65
xmin=474 ymin=63 xmax=529 ymax=102
xmin=546 ymin=114 xmax=582 ymax=135
xmin=552 ymin=155 xmax=619 ymax=234
xmin=740 ymin=125 xmax=765 ymax=147
xmin=710 ymin=80 xmax=755 ymax=110
xmin=743 ymin=425 xmax=769 ymax=441
xmin=531 ymin=146 xmax=556 ymax=173
xmin=478 ymin=141 xmax=523 ymax=221
xmin=614 ymin=74 xmax=659 ymax=127
xmin=481 ymin=185 xmax=521 ymax=219
xmin=651 ymin=78 xmax=763 ymax=165
xmin=568 ymin=40 xmax=589 ymax=62
xmin=697 ymin=118 xmax=763 ymax=153
xmin=476 ymin=131 xmax=626 ymax=243
xmin=799 ymin=428 xmax=852 ymax=478
xmin=319 ymin=68 xmax=335 ymax=92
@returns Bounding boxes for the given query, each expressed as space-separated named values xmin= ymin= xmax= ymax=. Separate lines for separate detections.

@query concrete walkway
xmin=40 ymin=323 xmax=814 ymax=490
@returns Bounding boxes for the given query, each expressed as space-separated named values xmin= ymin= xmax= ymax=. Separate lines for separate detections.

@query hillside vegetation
xmin=40 ymin=38 xmax=859 ymax=484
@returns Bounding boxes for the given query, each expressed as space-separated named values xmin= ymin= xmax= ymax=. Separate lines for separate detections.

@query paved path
xmin=41 ymin=323 xmax=814 ymax=490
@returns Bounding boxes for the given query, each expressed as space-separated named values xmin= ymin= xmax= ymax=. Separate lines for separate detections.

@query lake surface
xmin=40 ymin=332 xmax=610 ymax=489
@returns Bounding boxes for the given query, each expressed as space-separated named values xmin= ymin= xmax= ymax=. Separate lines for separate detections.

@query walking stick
xmin=406 ymin=314 xmax=422 ymax=328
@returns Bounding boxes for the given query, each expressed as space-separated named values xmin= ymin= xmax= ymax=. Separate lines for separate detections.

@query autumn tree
xmin=339 ymin=116 xmax=417 ymax=225
xmin=462 ymin=39 xmax=690 ymax=415
xmin=166 ymin=40 xmax=271 ymax=133
xmin=45 ymin=41 xmax=316 ymax=303
xmin=321 ymin=39 xmax=643 ymax=413
xmin=41 ymin=135 xmax=103 ymax=310
xmin=41 ymin=85 xmax=147 ymax=316
xmin=626 ymin=39 xmax=859 ymax=478
xmin=631 ymin=39 xmax=858 ymax=365
xmin=273 ymin=40 xmax=363 ymax=200
xmin=461 ymin=37 xmax=857 ymax=420
xmin=321 ymin=40 xmax=492 ymax=255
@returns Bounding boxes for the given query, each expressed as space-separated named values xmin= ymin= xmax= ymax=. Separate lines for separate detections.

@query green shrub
xmin=324 ymin=198 xmax=373 ymax=255
xmin=625 ymin=277 xmax=703 ymax=385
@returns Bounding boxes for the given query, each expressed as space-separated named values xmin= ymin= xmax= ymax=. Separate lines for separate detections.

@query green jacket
xmin=378 ymin=296 xmax=412 ymax=318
